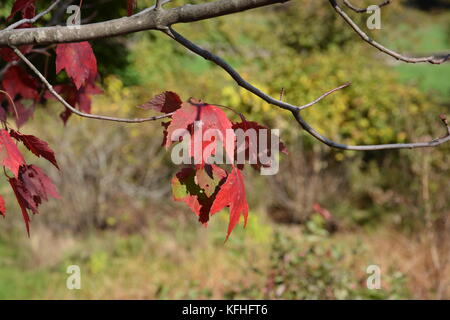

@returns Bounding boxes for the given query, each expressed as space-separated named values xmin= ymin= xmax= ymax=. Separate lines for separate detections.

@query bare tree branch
xmin=11 ymin=46 xmax=173 ymax=123
xmin=164 ymin=27 xmax=349 ymax=113
xmin=329 ymin=0 xmax=449 ymax=64
xmin=0 ymin=0 xmax=290 ymax=46
xmin=2 ymin=0 xmax=449 ymax=152
xmin=343 ymin=0 xmax=391 ymax=13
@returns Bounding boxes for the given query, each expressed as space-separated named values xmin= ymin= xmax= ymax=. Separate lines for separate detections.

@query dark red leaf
xmin=232 ymin=119 xmax=287 ymax=171
xmin=7 ymin=0 xmax=36 ymax=21
xmin=0 ymin=45 xmax=33 ymax=62
xmin=56 ymin=42 xmax=98 ymax=89
xmin=138 ymin=91 xmax=182 ymax=113
xmin=9 ymin=101 xmax=35 ymax=128
xmin=9 ymin=164 xmax=60 ymax=236
xmin=10 ymin=129 xmax=59 ymax=169
xmin=9 ymin=177 xmax=31 ymax=235
xmin=45 ymin=82 xmax=102 ymax=124
xmin=160 ymin=121 xmax=171 ymax=146
xmin=1 ymin=65 xmax=39 ymax=100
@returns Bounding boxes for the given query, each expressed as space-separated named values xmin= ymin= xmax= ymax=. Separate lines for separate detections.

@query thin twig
xmin=155 ymin=0 xmax=163 ymax=11
xmin=137 ymin=0 xmax=171 ymax=15
xmin=343 ymin=0 xmax=391 ymax=13
xmin=2 ymin=0 xmax=62 ymax=32
xmin=329 ymin=0 xmax=449 ymax=64
xmin=0 ymin=90 xmax=19 ymax=119
xmin=11 ymin=46 xmax=173 ymax=123
xmin=292 ymin=110 xmax=450 ymax=150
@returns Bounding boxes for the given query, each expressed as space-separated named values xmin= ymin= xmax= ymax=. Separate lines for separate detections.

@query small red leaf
xmin=211 ymin=167 xmax=249 ymax=240
xmin=10 ymin=101 xmax=35 ymax=128
xmin=10 ymin=129 xmax=59 ymax=169
xmin=139 ymin=91 xmax=182 ymax=113
xmin=45 ymin=82 xmax=102 ymax=124
xmin=9 ymin=177 xmax=31 ymax=235
xmin=233 ymin=119 xmax=287 ymax=171
xmin=9 ymin=164 xmax=60 ymax=236
xmin=7 ymin=0 xmax=36 ymax=21
xmin=0 ymin=45 xmax=33 ymax=62
xmin=56 ymin=42 xmax=98 ymax=89
xmin=0 ymin=129 xmax=25 ymax=177
xmin=2 ymin=65 xmax=39 ymax=100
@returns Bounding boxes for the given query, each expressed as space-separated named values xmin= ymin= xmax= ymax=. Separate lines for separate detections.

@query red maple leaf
xmin=9 ymin=101 xmax=35 ymax=129
xmin=165 ymin=100 xmax=235 ymax=164
xmin=10 ymin=129 xmax=59 ymax=169
xmin=127 ymin=0 xmax=137 ymax=16
xmin=0 ymin=129 xmax=25 ymax=177
xmin=7 ymin=0 xmax=36 ymax=21
xmin=9 ymin=165 xmax=60 ymax=236
xmin=210 ymin=166 xmax=249 ymax=240
xmin=232 ymin=119 xmax=287 ymax=170
xmin=139 ymin=91 xmax=182 ymax=114
xmin=1 ymin=65 xmax=39 ymax=100
xmin=56 ymin=42 xmax=98 ymax=89
xmin=0 ymin=45 xmax=33 ymax=62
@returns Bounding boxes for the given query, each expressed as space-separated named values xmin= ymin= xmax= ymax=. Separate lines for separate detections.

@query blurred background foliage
xmin=0 ymin=0 xmax=449 ymax=299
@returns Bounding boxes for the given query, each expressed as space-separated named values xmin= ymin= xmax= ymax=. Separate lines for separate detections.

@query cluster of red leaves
xmin=0 ymin=1 xmax=104 ymax=235
xmin=1 ymin=1 xmax=101 ymax=126
xmin=0 ymin=128 xmax=59 ymax=235
xmin=2 ymin=1 xmax=286 ymax=240
xmin=141 ymin=92 xmax=287 ymax=240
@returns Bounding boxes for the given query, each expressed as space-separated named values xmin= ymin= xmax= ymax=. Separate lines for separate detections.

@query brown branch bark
xmin=0 ymin=0 xmax=289 ymax=46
